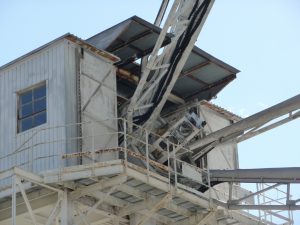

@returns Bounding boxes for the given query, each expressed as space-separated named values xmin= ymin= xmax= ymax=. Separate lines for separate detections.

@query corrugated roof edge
xmin=0 ymin=33 xmax=120 ymax=71
xmin=200 ymin=100 xmax=242 ymax=122
xmin=86 ymin=15 xmax=172 ymax=43
xmin=192 ymin=46 xmax=240 ymax=74
xmin=65 ymin=34 xmax=120 ymax=62
xmin=86 ymin=15 xmax=239 ymax=75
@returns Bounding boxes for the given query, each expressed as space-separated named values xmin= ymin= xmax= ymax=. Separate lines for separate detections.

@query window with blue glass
xmin=18 ymin=83 xmax=47 ymax=132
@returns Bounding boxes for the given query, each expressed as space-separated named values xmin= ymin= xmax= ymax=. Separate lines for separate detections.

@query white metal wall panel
xmin=80 ymin=50 xmax=118 ymax=163
xmin=0 ymin=40 xmax=71 ymax=188
xmin=200 ymin=106 xmax=237 ymax=170
xmin=200 ymin=105 xmax=241 ymax=202
xmin=0 ymin=38 xmax=117 ymax=190
xmin=63 ymin=40 xmax=79 ymax=165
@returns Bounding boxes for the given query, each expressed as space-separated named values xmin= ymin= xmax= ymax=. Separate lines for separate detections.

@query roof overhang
xmin=0 ymin=33 xmax=119 ymax=71
xmin=86 ymin=16 xmax=240 ymax=103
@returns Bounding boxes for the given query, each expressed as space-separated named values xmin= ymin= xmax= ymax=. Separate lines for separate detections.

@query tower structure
xmin=1 ymin=1 xmax=300 ymax=225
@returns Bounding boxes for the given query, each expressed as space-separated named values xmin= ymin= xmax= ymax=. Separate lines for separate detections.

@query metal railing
xmin=0 ymin=118 xmax=293 ymax=224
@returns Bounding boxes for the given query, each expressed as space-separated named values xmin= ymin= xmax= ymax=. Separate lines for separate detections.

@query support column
xmin=60 ymin=189 xmax=74 ymax=225
xmin=11 ymin=175 xmax=16 ymax=225
xmin=130 ymin=214 xmax=156 ymax=225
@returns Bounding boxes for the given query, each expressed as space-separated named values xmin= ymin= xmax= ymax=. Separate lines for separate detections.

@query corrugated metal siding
xmin=80 ymin=50 xmax=118 ymax=163
xmin=64 ymin=40 xmax=79 ymax=165
xmin=0 ymin=40 xmax=76 ymax=188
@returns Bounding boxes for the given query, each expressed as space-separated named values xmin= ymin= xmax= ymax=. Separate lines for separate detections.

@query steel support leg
xmin=61 ymin=189 xmax=74 ymax=225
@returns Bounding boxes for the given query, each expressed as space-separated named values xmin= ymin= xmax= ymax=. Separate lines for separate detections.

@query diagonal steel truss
xmin=126 ymin=0 xmax=215 ymax=131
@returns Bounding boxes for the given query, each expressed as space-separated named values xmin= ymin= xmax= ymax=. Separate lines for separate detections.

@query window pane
xmin=18 ymin=83 xmax=47 ymax=133
xmin=34 ymin=111 xmax=46 ymax=126
xmin=20 ymin=91 xmax=32 ymax=105
xmin=34 ymin=85 xmax=46 ymax=99
xmin=20 ymin=117 xmax=32 ymax=132
xmin=34 ymin=98 xmax=46 ymax=113
xmin=20 ymin=103 xmax=33 ymax=118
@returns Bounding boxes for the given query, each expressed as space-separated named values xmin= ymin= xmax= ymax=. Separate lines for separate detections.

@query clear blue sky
xmin=1 ymin=0 xmax=299 ymax=223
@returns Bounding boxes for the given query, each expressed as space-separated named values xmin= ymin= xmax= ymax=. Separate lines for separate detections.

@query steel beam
xmin=189 ymin=93 xmax=300 ymax=154
xmin=229 ymin=183 xmax=281 ymax=204
xmin=61 ymin=189 xmax=74 ymax=225
xmin=126 ymin=166 xmax=211 ymax=208
xmin=127 ymin=0 xmax=215 ymax=129
xmin=15 ymin=177 xmax=38 ymax=225
xmin=70 ymin=174 xmax=127 ymax=199
xmin=144 ymin=0 xmax=215 ymax=130
xmin=13 ymin=167 xmax=62 ymax=193
xmin=12 ymin=175 xmax=16 ymax=225
xmin=0 ymin=191 xmax=57 ymax=221
xmin=77 ymin=201 xmax=129 ymax=224
xmin=209 ymin=168 xmax=300 ymax=183
xmin=85 ymin=185 xmax=119 ymax=216
xmin=237 ymin=110 xmax=300 ymax=143
xmin=45 ymin=198 xmax=61 ymax=225
xmin=224 ymin=204 xmax=300 ymax=211
xmin=136 ymin=193 xmax=172 ymax=225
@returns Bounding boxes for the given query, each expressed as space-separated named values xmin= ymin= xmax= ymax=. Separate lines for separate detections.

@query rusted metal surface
xmin=62 ymin=147 xmax=169 ymax=172
xmin=185 ymin=74 xmax=236 ymax=100
xmin=65 ymin=34 xmax=120 ymax=62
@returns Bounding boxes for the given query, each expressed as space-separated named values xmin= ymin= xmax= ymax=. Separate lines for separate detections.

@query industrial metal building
xmin=0 ymin=1 xmax=300 ymax=225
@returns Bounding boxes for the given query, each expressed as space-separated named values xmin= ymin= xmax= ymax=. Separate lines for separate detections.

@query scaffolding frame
xmin=0 ymin=118 xmax=298 ymax=225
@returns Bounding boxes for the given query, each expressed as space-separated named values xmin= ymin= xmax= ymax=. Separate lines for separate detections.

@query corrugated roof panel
xmin=131 ymin=33 xmax=161 ymax=51
xmin=114 ymin=46 xmax=137 ymax=60
xmin=173 ymin=77 xmax=204 ymax=97
xmin=121 ymin=21 xmax=149 ymax=40
xmin=192 ymin=63 xmax=231 ymax=83
xmin=86 ymin=16 xmax=240 ymax=103
xmin=87 ymin=20 xmax=131 ymax=50
xmin=182 ymin=51 xmax=207 ymax=71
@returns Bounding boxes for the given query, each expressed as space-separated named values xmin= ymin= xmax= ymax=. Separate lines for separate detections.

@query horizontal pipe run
xmin=216 ymin=200 xmax=300 ymax=210
xmin=189 ymin=93 xmax=300 ymax=151
xmin=209 ymin=167 xmax=300 ymax=183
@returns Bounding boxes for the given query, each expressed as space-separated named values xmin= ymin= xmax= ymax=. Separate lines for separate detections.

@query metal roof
xmin=86 ymin=16 xmax=240 ymax=103
xmin=87 ymin=16 xmax=172 ymax=67
xmin=0 ymin=33 xmax=119 ymax=71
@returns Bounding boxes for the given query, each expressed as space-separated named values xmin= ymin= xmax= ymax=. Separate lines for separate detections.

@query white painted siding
xmin=80 ymin=50 xmax=118 ymax=163
xmin=0 ymin=38 xmax=117 ymax=189
xmin=200 ymin=106 xmax=238 ymax=170
xmin=199 ymin=105 xmax=251 ymax=203
xmin=0 ymin=40 xmax=75 ymax=188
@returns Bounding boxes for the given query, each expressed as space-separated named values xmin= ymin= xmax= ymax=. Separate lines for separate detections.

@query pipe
xmin=209 ymin=167 xmax=300 ymax=183
xmin=189 ymin=93 xmax=300 ymax=151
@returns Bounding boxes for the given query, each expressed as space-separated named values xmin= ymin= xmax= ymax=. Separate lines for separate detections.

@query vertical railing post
xmin=228 ymin=182 xmax=233 ymax=203
xmin=256 ymin=183 xmax=262 ymax=220
xmin=123 ymin=119 xmax=127 ymax=168
xmin=207 ymin=168 xmax=212 ymax=208
xmin=173 ymin=143 xmax=177 ymax=189
xmin=30 ymin=129 xmax=33 ymax=172
xmin=92 ymin=122 xmax=96 ymax=164
xmin=12 ymin=175 xmax=16 ymax=225
xmin=262 ymin=183 xmax=267 ymax=221
xmin=287 ymin=183 xmax=291 ymax=203
xmin=167 ymin=140 xmax=171 ymax=191
xmin=145 ymin=130 xmax=150 ymax=180
xmin=60 ymin=127 xmax=64 ymax=173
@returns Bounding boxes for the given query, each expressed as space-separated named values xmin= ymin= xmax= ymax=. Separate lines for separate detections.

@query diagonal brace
xmin=136 ymin=193 xmax=172 ymax=225
xmin=16 ymin=177 xmax=38 ymax=225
